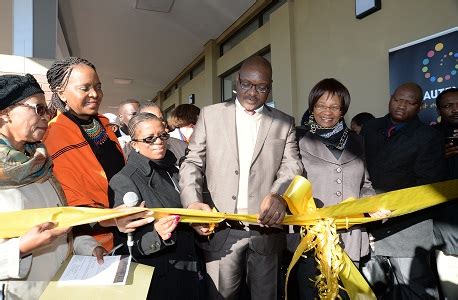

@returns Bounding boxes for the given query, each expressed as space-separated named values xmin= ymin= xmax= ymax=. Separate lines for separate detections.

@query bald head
xmin=118 ymin=99 xmax=140 ymax=131
xmin=239 ymin=56 xmax=272 ymax=80
xmin=389 ymin=82 xmax=423 ymax=123
xmin=236 ymin=56 xmax=273 ymax=111
xmin=393 ymin=83 xmax=423 ymax=102
xmin=140 ymin=103 xmax=163 ymax=119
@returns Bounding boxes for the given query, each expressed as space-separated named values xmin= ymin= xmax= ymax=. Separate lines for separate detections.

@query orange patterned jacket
xmin=43 ymin=112 xmax=125 ymax=250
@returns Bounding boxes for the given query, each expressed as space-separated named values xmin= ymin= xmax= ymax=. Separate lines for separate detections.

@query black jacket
xmin=109 ymin=150 xmax=203 ymax=299
xmin=431 ymin=122 xmax=458 ymax=180
xmin=361 ymin=115 xmax=447 ymax=257
xmin=362 ymin=115 xmax=446 ymax=192
xmin=430 ymin=122 xmax=458 ymax=255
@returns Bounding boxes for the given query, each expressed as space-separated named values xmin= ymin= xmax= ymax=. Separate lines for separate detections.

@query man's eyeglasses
xmin=132 ymin=132 xmax=169 ymax=144
xmin=15 ymin=103 xmax=50 ymax=117
xmin=238 ymin=78 xmax=271 ymax=94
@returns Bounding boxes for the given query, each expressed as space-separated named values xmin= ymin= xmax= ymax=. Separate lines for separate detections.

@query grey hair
xmin=128 ymin=112 xmax=162 ymax=139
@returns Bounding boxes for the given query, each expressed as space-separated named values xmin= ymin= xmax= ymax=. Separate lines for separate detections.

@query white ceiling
xmin=58 ymin=0 xmax=256 ymax=112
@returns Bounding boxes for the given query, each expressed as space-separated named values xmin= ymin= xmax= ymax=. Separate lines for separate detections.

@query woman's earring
xmin=64 ymin=102 xmax=70 ymax=111
xmin=135 ymin=148 xmax=140 ymax=153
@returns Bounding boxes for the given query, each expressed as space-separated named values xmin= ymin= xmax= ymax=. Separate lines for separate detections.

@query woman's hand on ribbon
xmin=368 ymin=209 xmax=392 ymax=219
xmin=19 ymin=221 xmax=70 ymax=257
xmin=111 ymin=201 xmax=155 ymax=233
xmin=257 ymin=193 xmax=286 ymax=226
xmin=187 ymin=202 xmax=213 ymax=236
xmin=154 ymin=215 xmax=180 ymax=240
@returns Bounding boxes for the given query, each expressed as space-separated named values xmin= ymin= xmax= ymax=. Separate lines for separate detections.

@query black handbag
xmin=360 ymin=252 xmax=395 ymax=298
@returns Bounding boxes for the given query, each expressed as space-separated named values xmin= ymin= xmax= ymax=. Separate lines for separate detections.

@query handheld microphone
xmin=123 ymin=191 xmax=139 ymax=207
xmin=123 ymin=192 xmax=139 ymax=257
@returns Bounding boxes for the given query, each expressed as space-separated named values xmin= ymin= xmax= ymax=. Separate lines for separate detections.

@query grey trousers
xmin=204 ymin=229 xmax=279 ymax=300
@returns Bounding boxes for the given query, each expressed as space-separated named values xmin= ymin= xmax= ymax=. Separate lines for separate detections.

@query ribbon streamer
xmin=1 ymin=176 xmax=457 ymax=298
xmin=283 ymin=176 xmax=374 ymax=299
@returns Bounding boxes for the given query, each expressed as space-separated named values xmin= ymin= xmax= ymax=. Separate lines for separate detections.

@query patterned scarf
xmin=305 ymin=114 xmax=349 ymax=150
xmin=0 ymin=137 xmax=53 ymax=189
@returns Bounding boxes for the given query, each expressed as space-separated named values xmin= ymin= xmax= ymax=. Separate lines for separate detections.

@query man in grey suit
xmin=179 ymin=56 xmax=303 ymax=299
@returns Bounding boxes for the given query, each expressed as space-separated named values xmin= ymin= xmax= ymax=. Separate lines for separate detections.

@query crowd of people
xmin=0 ymin=55 xmax=456 ymax=300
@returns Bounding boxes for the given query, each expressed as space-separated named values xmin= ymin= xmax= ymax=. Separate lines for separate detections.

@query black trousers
xmin=289 ymin=253 xmax=350 ymax=300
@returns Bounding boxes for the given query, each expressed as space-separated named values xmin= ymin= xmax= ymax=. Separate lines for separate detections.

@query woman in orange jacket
xmin=43 ymin=57 xmax=151 ymax=250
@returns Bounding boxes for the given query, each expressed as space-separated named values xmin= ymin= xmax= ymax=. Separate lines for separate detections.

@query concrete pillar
xmin=0 ymin=0 xmax=13 ymax=55
xmin=156 ymin=91 xmax=165 ymax=109
xmin=203 ymin=39 xmax=221 ymax=105
xmin=12 ymin=0 xmax=57 ymax=59
xmin=270 ymin=1 xmax=296 ymax=118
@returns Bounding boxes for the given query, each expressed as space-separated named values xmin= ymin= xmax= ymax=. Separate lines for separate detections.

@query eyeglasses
xmin=15 ymin=103 xmax=50 ymax=117
xmin=132 ymin=132 xmax=169 ymax=144
xmin=238 ymin=78 xmax=271 ymax=94
xmin=314 ymin=104 xmax=342 ymax=112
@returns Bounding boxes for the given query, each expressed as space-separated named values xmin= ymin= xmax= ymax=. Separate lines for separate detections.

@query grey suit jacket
xmin=298 ymin=131 xmax=375 ymax=261
xmin=179 ymin=101 xmax=303 ymax=253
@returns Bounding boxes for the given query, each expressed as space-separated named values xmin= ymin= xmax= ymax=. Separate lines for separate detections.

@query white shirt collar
xmin=235 ymin=98 xmax=264 ymax=114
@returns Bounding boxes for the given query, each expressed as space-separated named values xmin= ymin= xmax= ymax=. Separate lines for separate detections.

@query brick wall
xmin=0 ymin=55 xmax=54 ymax=103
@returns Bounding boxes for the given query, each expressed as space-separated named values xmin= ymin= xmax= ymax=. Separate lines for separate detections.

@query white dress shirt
xmin=235 ymin=98 xmax=263 ymax=214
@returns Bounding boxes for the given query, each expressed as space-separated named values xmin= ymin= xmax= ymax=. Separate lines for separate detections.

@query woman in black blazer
xmin=109 ymin=112 xmax=203 ymax=300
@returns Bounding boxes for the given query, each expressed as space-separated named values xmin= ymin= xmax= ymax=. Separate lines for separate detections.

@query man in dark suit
xmin=432 ymin=87 xmax=458 ymax=179
xmin=179 ymin=56 xmax=303 ymax=299
xmin=431 ymin=88 xmax=458 ymax=300
xmin=361 ymin=82 xmax=446 ymax=299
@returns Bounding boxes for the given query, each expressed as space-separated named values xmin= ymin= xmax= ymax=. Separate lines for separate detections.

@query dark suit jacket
xmin=179 ymin=100 xmax=303 ymax=254
xmin=432 ymin=122 xmax=458 ymax=179
xmin=167 ymin=136 xmax=188 ymax=165
xmin=361 ymin=114 xmax=447 ymax=257
xmin=431 ymin=122 xmax=458 ymax=255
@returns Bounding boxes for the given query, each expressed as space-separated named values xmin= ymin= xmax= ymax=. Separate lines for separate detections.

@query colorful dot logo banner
xmin=421 ymin=42 xmax=458 ymax=83
xmin=389 ymin=28 xmax=458 ymax=125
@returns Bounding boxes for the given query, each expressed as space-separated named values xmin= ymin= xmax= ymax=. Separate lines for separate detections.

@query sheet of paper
xmin=58 ymin=255 xmax=131 ymax=285
xmin=40 ymin=261 xmax=154 ymax=300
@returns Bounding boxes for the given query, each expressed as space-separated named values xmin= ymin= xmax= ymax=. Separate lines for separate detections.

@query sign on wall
xmin=389 ymin=27 xmax=457 ymax=125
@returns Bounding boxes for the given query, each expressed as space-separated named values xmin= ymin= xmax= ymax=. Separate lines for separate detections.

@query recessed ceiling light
xmin=113 ymin=78 xmax=133 ymax=85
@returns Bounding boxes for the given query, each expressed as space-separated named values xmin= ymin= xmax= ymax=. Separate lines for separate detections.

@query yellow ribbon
xmin=283 ymin=176 xmax=374 ymax=299
xmin=1 ymin=176 xmax=457 ymax=299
